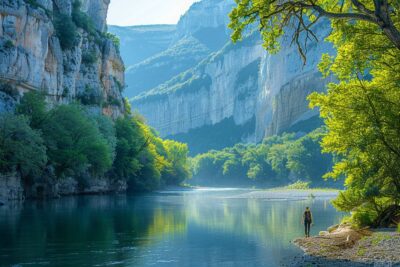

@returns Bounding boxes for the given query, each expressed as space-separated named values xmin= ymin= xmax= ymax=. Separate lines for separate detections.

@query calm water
xmin=0 ymin=189 xmax=344 ymax=267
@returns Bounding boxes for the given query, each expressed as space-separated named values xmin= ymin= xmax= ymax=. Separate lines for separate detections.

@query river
xmin=0 ymin=188 xmax=345 ymax=267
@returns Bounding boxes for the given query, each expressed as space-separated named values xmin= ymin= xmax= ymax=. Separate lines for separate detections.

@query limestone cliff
xmin=0 ymin=0 xmax=125 ymax=117
xmin=119 ymin=0 xmax=235 ymax=98
xmin=131 ymin=17 xmax=334 ymax=154
xmin=132 ymin=34 xmax=264 ymax=140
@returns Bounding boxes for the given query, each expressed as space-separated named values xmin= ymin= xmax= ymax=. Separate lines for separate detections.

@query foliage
xmin=104 ymin=32 xmax=120 ymax=51
xmin=229 ymin=1 xmax=400 ymax=61
xmin=3 ymin=40 xmax=14 ymax=50
xmin=229 ymin=0 xmax=400 ymax=226
xmin=54 ymin=13 xmax=77 ymax=50
xmin=162 ymin=140 xmax=191 ymax=185
xmin=81 ymin=50 xmax=98 ymax=65
xmin=77 ymin=85 xmax=103 ymax=106
xmin=284 ymin=181 xmax=311 ymax=190
xmin=0 ymin=82 xmax=19 ymax=99
xmin=41 ymin=104 xmax=112 ymax=177
xmin=16 ymin=91 xmax=47 ymax=128
xmin=0 ymin=113 xmax=47 ymax=178
xmin=111 ymin=115 xmax=190 ymax=191
xmin=72 ymin=0 xmax=96 ymax=35
xmin=190 ymin=129 xmax=333 ymax=187
xmin=8 ymin=91 xmax=190 ymax=192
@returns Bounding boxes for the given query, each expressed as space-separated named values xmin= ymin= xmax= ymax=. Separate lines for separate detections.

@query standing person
xmin=303 ymin=207 xmax=313 ymax=237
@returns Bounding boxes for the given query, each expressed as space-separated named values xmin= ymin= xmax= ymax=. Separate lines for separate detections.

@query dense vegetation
xmin=0 ymin=92 xmax=190 ymax=193
xmin=24 ymin=0 xmax=120 ymax=51
xmin=190 ymin=129 xmax=336 ymax=187
xmin=230 ymin=0 xmax=400 ymax=227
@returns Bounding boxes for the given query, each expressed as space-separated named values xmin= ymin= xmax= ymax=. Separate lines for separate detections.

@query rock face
xmin=0 ymin=0 xmax=125 ymax=118
xmin=118 ymin=0 xmax=235 ymax=98
xmin=130 ymin=10 xmax=334 ymax=153
xmin=108 ymin=24 xmax=177 ymax=67
xmin=0 ymin=173 xmax=24 ymax=203
xmin=133 ymin=34 xmax=264 ymax=140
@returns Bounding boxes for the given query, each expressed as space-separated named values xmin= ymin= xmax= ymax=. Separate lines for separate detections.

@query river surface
xmin=0 ymin=188 xmax=345 ymax=267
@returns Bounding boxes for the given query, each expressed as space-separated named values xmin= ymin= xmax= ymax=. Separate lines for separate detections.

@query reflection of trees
xmin=0 ymin=192 xmax=346 ymax=267
xmin=183 ymin=194 xmax=345 ymax=246
xmin=0 ymin=195 xmax=187 ymax=267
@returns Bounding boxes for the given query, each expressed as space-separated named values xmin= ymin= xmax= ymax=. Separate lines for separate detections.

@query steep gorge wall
xmin=0 ymin=0 xmax=125 ymax=117
xmin=132 ymin=19 xmax=334 ymax=151
xmin=133 ymin=35 xmax=264 ymax=140
xmin=120 ymin=0 xmax=235 ymax=98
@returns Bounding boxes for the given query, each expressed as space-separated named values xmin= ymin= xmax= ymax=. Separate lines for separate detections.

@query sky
xmin=107 ymin=0 xmax=199 ymax=26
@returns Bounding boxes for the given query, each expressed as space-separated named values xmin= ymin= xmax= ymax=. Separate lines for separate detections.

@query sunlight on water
xmin=0 ymin=189 xmax=345 ymax=267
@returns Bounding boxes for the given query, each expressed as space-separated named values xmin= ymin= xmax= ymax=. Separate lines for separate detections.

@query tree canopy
xmin=229 ymin=0 xmax=400 ymax=226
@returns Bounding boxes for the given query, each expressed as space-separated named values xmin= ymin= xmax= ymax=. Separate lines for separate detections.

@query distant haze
xmin=108 ymin=0 xmax=199 ymax=26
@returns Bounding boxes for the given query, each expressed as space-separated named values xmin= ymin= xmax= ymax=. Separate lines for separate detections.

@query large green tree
xmin=229 ymin=0 xmax=400 ymax=226
xmin=0 ymin=113 xmax=47 ymax=178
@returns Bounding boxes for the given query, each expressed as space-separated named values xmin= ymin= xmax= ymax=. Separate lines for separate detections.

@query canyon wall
xmin=127 ymin=0 xmax=334 ymax=154
xmin=0 ymin=0 xmax=125 ymax=117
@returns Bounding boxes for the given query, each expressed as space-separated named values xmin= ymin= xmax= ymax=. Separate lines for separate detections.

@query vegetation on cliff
xmin=1 ymin=92 xmax=190 ymax=193
xmin=230 ymin=0 xmax=400 ymax=227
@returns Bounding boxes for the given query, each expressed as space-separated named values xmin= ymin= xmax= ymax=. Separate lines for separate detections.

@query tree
xmin=286 ymin=128 xmax=332 ymax=183
xmin=16 ymin=91 xmax=47 ymax=128
xmin=229 ymin=0 xmax=400 ymax=62
xmin=0 ymin=113 xmax=47 ymax=178
xmin=41 ymin=104 xmax=112 ymax=178
xmin=229 ymin=0 xmax=400 ymax=226
xmin=162 ymin=140 xmax=191 ymax=185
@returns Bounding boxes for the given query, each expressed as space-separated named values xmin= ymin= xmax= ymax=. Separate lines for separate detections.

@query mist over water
xmin=0 ymin=189 xmax=344 ymax=267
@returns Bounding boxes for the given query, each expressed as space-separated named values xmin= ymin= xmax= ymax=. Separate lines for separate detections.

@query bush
xmin=0 ymin=83 xmax=19 ymax=99
xmin=0 ymin=113 xmax=47 ymax=178
xmin=284 ymin=180 xmax=311 ymax=190
xmin=81 ymin=50 xmax=97 ymax=65
xmin=103 ymin=95 xmax=121 ymax=107
xmin=72 ymin=0 xmax=96 ymax=35
xmin=54 ymin=13 xmax=77 ymax=50
xmin=3 ymin=40 xmax=14 ymax=50
xmin=77 ymin=85 xmax=103 ymax=106
xmin=104 ymin=32 xmax=120 ymax=51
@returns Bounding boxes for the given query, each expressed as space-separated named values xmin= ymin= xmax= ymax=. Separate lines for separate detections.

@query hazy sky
xmin=107 ymin=0 xmax=199 ymax=26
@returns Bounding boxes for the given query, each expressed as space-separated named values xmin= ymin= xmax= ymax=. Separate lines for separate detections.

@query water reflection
xmin=0 ymin=189 xmax=345 ymax=267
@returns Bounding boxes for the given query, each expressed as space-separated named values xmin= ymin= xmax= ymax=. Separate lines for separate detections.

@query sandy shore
xmin=225 ymin=189 xmax=339 ymax=200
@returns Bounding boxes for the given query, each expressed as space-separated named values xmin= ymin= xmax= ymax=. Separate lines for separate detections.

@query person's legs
xmin=304 ymin=221 xmax=311 ymax=237
xmin=304 ymin=221 xmax=308 ymax=237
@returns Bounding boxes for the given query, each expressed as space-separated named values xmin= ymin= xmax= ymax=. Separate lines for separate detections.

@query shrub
xmin=54 ymin=13 xmax=77 ymax=50
xmin=77 ymin=85 xmax=103 ymax=106
xmin=104 ymin=32 xmax=120 ymax=51
xmin=3 ymin=40 xmax=14 ymax=50
xmin=81 ymin=50 xmax=97 ymax=65
xmin=284 ymin=180 xmax=311 ymax=190
xmin=0 ymin=83 xmax=19 ymax=99
xmin=72 ymin=0 xmax=96 ymax=35
xmin=107 ymin=96 xmax=121 ymax=107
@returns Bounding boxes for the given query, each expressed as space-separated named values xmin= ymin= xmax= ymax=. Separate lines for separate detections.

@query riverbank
xmin=293 ymin=224 xmax=400 ymax=266
xmin=226 ymin=188 xmax=339 ymax=200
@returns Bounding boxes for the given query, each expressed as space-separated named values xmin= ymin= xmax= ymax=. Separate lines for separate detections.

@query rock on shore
xmin=293 ymin=224 xmax=400 ymax=266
